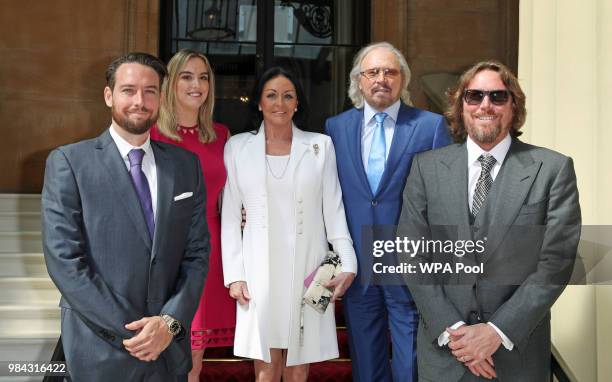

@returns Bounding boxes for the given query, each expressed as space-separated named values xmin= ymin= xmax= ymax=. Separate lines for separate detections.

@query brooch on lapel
xmin=313 ymin=144 xmax=320 ymax=155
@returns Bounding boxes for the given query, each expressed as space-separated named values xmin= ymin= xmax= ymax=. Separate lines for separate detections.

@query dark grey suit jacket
xmin=42 ymin=129 xmax=209 ymax=381
xmin=399 ymin=139 xmax=581 ymax=381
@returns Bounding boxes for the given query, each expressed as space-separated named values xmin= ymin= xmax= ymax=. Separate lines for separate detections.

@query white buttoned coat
xmin=221 ymin=125 xmax=357 ymax=366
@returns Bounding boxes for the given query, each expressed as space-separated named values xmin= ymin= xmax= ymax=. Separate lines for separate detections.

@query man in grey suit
xmin=398 ymin=61 xmax=580 ymax=381
xmin=42 ymin=52 xmax=209 ymax=381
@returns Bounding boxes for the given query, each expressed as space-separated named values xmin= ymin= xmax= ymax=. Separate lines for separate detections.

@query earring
xmin=258 ymin=106 xmax=262 ymax=111
xmin=294 ymin=108 xmax=298 ymax=112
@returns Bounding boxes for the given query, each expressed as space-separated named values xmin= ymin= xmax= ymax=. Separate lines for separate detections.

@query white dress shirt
xmin=438 ymin=132 xmax=514 ymax=351
xmin=109 ymin=125 xmax=158 ymax=220
xmin=361 ymin=100 xmax=401 ymax=171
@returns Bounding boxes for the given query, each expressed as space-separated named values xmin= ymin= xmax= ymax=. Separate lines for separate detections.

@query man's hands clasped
xmin=123 ymin=316 xmax=173 ymax=362
xmin=447 ymin=323 xmax=502 ymax=380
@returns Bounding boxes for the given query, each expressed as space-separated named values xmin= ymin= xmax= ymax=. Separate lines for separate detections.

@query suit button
xmin=151 ymin=259 xmax=157 ymax=265
xmin=371 ymin=200 xmax=377 ymax=206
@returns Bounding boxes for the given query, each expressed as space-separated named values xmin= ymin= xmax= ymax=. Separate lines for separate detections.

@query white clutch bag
xmin=302 ymin=251 xmax=342 ymax=314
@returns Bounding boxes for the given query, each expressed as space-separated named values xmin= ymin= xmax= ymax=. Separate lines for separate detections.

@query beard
xmin=465 ymin=120 xmax=504 ymax=145
xmin=112 ymin=106 xmax=158 ymax=135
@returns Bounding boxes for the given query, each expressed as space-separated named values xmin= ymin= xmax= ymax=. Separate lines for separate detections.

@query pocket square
xmin=173 ymin=192 xmax=193 ymax=201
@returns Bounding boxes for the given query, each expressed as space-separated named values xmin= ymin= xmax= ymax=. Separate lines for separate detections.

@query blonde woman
xmin=151 ymin=49 xmax=233 ymax=381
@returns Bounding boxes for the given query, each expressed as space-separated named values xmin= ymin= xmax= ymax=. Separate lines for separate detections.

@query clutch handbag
xmin=302 ymin=250 xmax=342 ymax=314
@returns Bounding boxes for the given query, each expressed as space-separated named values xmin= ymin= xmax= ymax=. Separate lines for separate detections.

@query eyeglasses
xmin=463 ymin=89 xmax=510 ymax=106
xmin=360 ymin=67 xmax=400 ymax=80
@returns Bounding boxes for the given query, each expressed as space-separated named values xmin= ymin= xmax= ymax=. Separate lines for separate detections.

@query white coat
xmin=221 ymin=125 xmax=357 ymax=366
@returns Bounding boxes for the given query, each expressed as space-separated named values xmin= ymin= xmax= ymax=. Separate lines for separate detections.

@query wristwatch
xmin=161 ymin=314 xmax=182 ymax=336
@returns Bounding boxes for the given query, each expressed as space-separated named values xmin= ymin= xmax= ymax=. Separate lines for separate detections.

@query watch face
xmin=162 ymin=315 xmax=181 ymax=335
xmin=169 ymin=320 xmax=181 ymax=335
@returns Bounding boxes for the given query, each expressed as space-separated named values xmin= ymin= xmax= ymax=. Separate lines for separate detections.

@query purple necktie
xmin=127 ymin=149 xmax=155 ymax=239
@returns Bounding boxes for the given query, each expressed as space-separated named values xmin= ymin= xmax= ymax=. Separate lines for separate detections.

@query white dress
xmin=221 ymin=127 xmax=358 ymax=365
xmin=265 ymin=154 xmax=295 ymax=348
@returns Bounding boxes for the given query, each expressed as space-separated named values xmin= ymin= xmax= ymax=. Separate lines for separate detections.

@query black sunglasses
xmin=463 ymin=89 xmax=510 ymax=106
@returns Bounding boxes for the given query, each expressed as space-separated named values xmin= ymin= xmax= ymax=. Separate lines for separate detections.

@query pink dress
xmin=151 ymin=123 xmax=235 ymax=349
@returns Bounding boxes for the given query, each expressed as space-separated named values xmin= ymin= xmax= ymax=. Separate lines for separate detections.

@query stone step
xmin=0 ymin=341 xmax=63 ymax=382
xmin=0 ymin=232 xmax=42 ymax=253
xmin=0 ymin=278 xmax=60 ymax=305
xmin=0 ymin=253 xmax=48 ymax=277
xmin=0 ymin=212 xmax=41 ymax=232
xmin=0 ymin=305 xmax=60 ymax=320
xmin=0 ymin=338 xmax=59 ymax=373
xmin=0 ymin=305 xmax=60 ymax=338
xmin=0 ymin=194 xmax=41 ymax=213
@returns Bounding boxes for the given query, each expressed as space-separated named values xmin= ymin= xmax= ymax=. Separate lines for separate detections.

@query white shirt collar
xmin=364 ymin=100 xmax=401 ymax=126
xmin=467 ymin=132 xmax=512 ymax=167
xmin=109 ymin=124 xmax=153 ymax=160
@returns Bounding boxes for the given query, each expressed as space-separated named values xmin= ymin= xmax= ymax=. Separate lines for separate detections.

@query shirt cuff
xmin=438 ymin=321 xmax=466 ymax=347
xmin=487 ymin=322 xmax=514 ymax=350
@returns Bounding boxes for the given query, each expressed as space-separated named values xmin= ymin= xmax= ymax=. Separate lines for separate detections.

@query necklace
xmin=266 ymin=155 xmax=291 ymax=180
xmin=178 ymin=125 xmax=198 ymax=134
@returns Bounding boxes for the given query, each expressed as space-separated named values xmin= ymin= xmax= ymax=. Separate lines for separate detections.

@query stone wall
xmin=0 ymin=0 xmax=159 ymax=192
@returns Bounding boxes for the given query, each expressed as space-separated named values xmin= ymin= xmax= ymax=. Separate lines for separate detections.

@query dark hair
xmin=249 ymin=66 xmax=309 ymax=132
xmin=105 ymin=52 xmax=167 ymax=90
xmin=445 ymin=61 xmax=526 ymax=143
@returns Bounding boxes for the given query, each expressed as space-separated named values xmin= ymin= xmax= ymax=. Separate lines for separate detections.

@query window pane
xmin=163 ymin=0 xmax=368 ymax=134
xmin=273 ymin=0 xmax=365 ymax=45
xmin=273 ymin=45 xmax=361 ymax=131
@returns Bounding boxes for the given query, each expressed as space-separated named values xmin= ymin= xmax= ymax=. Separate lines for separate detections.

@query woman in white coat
xmin=221 ymin=67 xmax=357 ymax=382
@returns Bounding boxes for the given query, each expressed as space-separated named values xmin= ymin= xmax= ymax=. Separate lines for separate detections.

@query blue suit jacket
xmin=325 ymin=103 xmax=451 ymax=292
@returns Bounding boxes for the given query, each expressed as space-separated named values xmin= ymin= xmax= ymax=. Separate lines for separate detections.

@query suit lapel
xmin=96 ymin=130 xmax=152 ymax=251
xmin=345 ymin=109 xmax=372 ymax=196
xmin=377 ymin=104 xmax=417 ymax=195
xmin=151 ymin=141 xmax=175 ymax=256
xmin=479 ymin=140 xmax=541 ymax=260
xmin=440 ymin=144 xmax=471 ymax=227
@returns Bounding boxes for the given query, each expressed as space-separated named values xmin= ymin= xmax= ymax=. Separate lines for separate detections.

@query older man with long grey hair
xmin=325 ymin=42 xmax=451 ymax=381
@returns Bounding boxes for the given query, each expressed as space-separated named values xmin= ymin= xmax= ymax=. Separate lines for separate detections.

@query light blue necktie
xmin=367 ymin=112 xmax=388 ymax=193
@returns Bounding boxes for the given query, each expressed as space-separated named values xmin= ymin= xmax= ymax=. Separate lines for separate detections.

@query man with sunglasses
xmin=325 ymin=42 xmax=451 ymax=382
xmin=399 ymin=61 xmax=581 ymax=381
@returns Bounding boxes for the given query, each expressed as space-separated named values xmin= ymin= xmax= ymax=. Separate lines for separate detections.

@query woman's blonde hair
xmin=157 ymin=49 xmax=217 ymax=143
